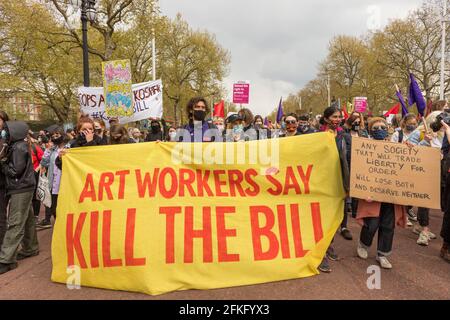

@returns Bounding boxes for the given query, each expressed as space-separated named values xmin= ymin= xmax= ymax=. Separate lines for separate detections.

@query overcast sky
xmin=160 ymin=0 xmax=425 ymax=116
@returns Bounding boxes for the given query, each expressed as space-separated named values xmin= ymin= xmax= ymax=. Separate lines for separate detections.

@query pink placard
xmin=354 ymin=97 xmax=367 ymax=113
xmin=233 ymin=83 xmax=250 ymax=104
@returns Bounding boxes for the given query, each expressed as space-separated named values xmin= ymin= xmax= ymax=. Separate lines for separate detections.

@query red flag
xmin=342 ymin=103 xmax=349 ymax=120
xmin=213 ymin=100 xmax=225 ymax=118
xmin=383 ymin=103 xmax=400 ymax=117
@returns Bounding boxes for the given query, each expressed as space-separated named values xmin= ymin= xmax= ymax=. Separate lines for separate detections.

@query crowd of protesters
xmin=0 ymin=95 xmax=449 ymax=275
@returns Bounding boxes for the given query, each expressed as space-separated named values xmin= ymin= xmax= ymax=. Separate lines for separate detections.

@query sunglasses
xmin=285 ymin=120 xmax=297 ymax=125
xmin=372 ymin=126 xmax=387 ymax=131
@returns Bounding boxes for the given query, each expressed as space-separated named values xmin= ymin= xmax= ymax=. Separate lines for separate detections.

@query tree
xmin=158 ymin=14 xmax=230 ymax=125
xmin=0 ymin=0 xmax=81 ymax=123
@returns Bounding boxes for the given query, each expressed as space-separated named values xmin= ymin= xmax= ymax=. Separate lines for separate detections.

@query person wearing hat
xmin=224 ymin=113 xmax=245 ymax=142
xmin=0 ymin=121 xmax=39 ymax=274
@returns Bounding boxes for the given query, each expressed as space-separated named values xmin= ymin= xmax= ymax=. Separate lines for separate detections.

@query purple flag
xmin=396 ymin=90 xmax=409 ymax=117
xmin=276 ymin=97 xmax=284 ymax=123
xmin=408 ymin=73 xmax=426 ymax=117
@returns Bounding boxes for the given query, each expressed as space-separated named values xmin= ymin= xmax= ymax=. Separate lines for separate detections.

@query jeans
xmin=0 ymin=188 xmax=7 ymax=248
xmin=359 ymin=203 xmax=395 ymax=257
xmin=417 ymin=207 xmax=429 ymax=228
xmin=0 ymin=191 xmax=39 ymax=264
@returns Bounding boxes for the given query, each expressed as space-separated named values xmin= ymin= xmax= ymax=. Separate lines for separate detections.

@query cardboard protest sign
xmin=52 ymin=133 xmax=345 ymax=296
xmin=350 ymin=136 xmax=441 ymax=209
xmin=102 ymin=59 xmax=134 ymax=117
xmin=78 ymin=80 xmax=163 ymax=127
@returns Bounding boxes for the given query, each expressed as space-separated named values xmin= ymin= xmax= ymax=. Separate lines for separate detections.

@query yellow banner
xmin=51 ymin=132 xmax=345 ymax=295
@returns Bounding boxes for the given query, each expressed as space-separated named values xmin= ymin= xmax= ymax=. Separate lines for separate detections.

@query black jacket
xmin=1 ymin=121 xmax=36 ymax=195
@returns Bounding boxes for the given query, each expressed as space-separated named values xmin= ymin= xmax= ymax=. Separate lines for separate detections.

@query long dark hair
xmin=320 ymin=106 xmax=340 ymax=125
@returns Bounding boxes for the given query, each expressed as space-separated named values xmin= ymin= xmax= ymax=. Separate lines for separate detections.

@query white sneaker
xmin=357 ymin=244 xmax=368 ymax=260
xmin=417 ymin=231 xmax=429 ymax=246
xmin=406 ymin=219 xmax=413 ymax=227
xmin=376 ymin=256 xmax=392 ymax=269
xmin=412 ymin=223 xmax=422 ymax=235
xmin=426 ymin=231 xmax=437 ymax=240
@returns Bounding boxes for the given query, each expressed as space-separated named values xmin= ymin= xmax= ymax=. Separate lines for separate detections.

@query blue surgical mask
xmin=233 ymin=124 xmax=244 ymax=134
xmin=371 ymin=129 xmax=388 ymax=141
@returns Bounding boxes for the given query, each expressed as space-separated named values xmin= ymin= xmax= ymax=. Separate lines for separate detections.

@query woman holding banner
xmin=318 ymin=106 xmax=351 ymax=273
xmin=356 ymin=117 xmax=407 ymax=269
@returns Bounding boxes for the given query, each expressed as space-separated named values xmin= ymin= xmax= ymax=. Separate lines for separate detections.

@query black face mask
xmin=351 ymin=123 xmax=360 ymax=132
xmin=151 ymin=125 xmax=160 ymax=133
xmin=193 ymin=110 xmax=207 ymax=121
xmin=51 ymin=136 xmax=64 ymax=145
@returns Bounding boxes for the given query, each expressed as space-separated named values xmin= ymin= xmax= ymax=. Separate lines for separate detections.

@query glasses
xmin=372 ymin=126 xmax=387 ymax=131
xmin=285 ymin=120 xmax=297 ymax=125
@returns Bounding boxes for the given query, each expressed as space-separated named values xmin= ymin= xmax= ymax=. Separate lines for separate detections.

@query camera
xmin=431 ymin=112 xmax=450 ymax=132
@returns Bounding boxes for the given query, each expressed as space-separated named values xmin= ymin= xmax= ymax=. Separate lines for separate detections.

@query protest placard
xmin=350 ymin=136 xmax=441 ymax=209
xmin=78 ymin=80 xmax=163 ymax=127
xmin=102 ymin=59 xmax=134 ymax=117
xmin=233 ymin=81 xmax=250 ymax=104
xmin=354 ymin=97 xmax=368 ymax=113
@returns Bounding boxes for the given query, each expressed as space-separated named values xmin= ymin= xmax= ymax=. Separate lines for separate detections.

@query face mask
xmin=169 ymin=132 xmax=177 ymax=141
xmin=233 ymin=124 xmax=244 ymax=134
xmin=405 ymin=125 xmax=417 ymax=132
xmin=216 ymin=125 xmax=224 ymax=132
xmin=193 ymin=110 xmax=207 ymax=121
xmin=51 ymin=136 xmax=64 ymax=145
xmin=151 ymin=125 xmax=160 ymax=133
xmin=351 ymin=123 xmax=360 ymax=132
xmin=255 ymin=123 xmax=263 ymax=130
xmin=298 ymin=125 xmax=309 ymax=133
xmin=371 ymin=129 xmax=388 ymax=141
xmin=1 ymin=130 xmax=7 ymax=140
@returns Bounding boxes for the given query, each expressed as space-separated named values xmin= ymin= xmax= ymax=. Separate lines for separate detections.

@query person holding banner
xmin=69 ymin=116 xmax=107 ymax=148
xmin=224 ymin=113 xmax=245 ymax=142
xmin=93 ymin=119 xmax=109 ymax=145
xmin=279 ymin=113 xmax=300 ymax=138
xmin=167 ymin=127 xmax=178 ymax=142
xmin=297 ymin=114 xmax=317 ymax=135
xmin=177 ymin=97 xmax=218 ymax=143
xmin=356 ymin=117 xmax=407 ymax=269
xmin=318 ymin=106 xmax=351 ymax=273
xmin=253 ymin=115 xmax=271 ymax=140
xmin=109 ymin=125 xmax=135 ymax=145
xmin=145 ymin=120 xmax=164 ymax=142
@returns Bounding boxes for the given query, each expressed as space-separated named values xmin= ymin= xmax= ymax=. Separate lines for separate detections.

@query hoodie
xmin=1 ymin=121 xmax=36 ymax=195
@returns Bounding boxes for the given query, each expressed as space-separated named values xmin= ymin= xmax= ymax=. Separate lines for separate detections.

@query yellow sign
xmin=51 ymin=133 xmax=345 ymax=296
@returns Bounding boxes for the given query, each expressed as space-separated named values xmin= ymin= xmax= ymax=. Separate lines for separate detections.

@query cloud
xmin=160 ymin=0 xmax=425 ymax=116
